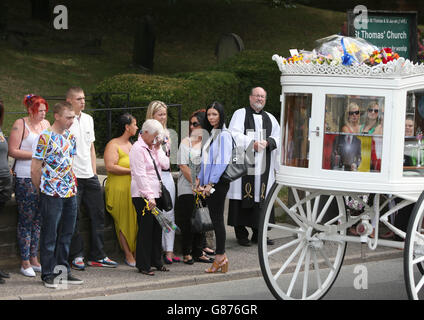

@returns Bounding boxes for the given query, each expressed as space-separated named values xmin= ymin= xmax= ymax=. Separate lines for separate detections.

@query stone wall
xmin=0 ymin=195 xmax=120 ymax=269
xmin=0 ymin=171 xmax=214 ymax=269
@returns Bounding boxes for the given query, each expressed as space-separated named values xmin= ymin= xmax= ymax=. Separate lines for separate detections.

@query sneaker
xmin=20 ymin=266 xmax=36 ymax=277
xmin=87 ymin=257 xmax=118 ymax=268
xmin=60 ymin=274 xmax=84 ymax=285
xmin=43 ymin=275 xmax=58 ymax=289
xmin=31 ymin=265 xmax=42 ymax=273
xmin=71 ymin=257 xmax=85 ymax=271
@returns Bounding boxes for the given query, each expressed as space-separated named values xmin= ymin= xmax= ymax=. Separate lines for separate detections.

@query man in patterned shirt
xmin=31 ymin=101 xmax=83 ymax=289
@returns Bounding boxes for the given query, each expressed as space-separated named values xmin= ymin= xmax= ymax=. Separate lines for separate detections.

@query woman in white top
xmin=177 ymin=109 xmax=214 ymax=264
xmin=8 ymin=94 xmax=50 ymax=277
xmin=146 ymin=100 xmax=180 ymax=264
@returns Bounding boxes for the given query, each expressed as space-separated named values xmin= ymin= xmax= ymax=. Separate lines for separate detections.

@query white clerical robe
xmin=226 ymin=108 xmax=280 ymax=202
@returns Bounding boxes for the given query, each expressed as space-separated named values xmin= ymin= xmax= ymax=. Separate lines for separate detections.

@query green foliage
xmin=92 ymin=71 xmax=239 ymax=154
xmin=214 ymin=50 xmax=282 ymax=118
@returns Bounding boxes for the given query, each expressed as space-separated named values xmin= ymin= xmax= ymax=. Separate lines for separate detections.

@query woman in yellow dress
xmin=104 ymin=113 xmax=138 ymax=267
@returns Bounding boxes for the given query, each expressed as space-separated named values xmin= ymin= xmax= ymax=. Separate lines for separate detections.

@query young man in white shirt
xmin=66 ymin=87 xmax=118 ymax=270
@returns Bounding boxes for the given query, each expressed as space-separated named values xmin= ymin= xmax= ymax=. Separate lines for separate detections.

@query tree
xmin=31 ymin=0 xmax=51 ymax=22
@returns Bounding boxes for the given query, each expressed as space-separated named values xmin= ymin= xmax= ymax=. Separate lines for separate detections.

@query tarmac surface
xmin=0 ymin=161 xmax=404 ymax=300
xmin=0 ymin=223 xmax=403 ymax=300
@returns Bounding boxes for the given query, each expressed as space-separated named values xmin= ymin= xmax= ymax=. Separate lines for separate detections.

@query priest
xmin=227 ymin=87 xmax=280 ymax=246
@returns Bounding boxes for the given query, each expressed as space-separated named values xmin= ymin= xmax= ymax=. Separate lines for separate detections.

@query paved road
xmin=83 ymin=257 xmax=409 ymax=300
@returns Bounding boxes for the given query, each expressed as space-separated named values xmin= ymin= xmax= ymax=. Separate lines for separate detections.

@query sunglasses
xmin=368 ymin=108 xmax=379 ymax=113
xmin=348 ymin=110 xmax=360 ymax=116
xmin=190 ymin=122 xmax=200 ymax=127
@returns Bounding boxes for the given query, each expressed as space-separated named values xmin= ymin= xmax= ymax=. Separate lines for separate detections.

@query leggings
xmin=206 ymin=180 xmax=230 ymax=255
xmin=15 ymin=178 xmax=41 ymax=261
xmin=178 ymin=194 xmax=204 ymax=258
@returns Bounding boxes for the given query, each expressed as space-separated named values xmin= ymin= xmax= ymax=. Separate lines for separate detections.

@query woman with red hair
xmin=9 ymin=94 xmax=50 ymax=277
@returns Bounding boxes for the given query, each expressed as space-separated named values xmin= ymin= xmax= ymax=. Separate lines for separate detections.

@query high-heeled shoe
xmin=205 ymin=258 xmax=228 ymax=273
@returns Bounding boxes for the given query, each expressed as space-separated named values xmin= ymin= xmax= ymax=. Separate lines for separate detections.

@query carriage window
xmin=282 ymin=93 xmax=311 ymax=168
xmin=403 ymin=90 xmax=424 ymax=177
xmin=323 ymin=94 xmax=385 ymax=172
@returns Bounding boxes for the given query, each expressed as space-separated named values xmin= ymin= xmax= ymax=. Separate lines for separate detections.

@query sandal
xmin=203 ymin=248 xmax=216 ymax=255
xmin=155 ymin=265 xmax=170 ymax=272
xmin=194 ymin=255 xmax=214 ymax=263
xmin=205 ymin=258 xmax=229 ymax=273
xmin=183 ymin=255 xmax=194 ymax=265
xmin=139 ymin=269 xmax=155 ymax=276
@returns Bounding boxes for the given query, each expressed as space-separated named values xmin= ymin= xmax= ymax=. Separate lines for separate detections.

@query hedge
xmin=214 ymin=49 xmax=283 ymax=119
xmin=92 ymin=71 xmax=240 ymax=154
xmin=92 ymin=50 xmax=283 ymax=154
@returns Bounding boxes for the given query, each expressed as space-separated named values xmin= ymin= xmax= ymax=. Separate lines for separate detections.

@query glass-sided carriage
xmin=258 ymin=55 xmax=424 ymax=300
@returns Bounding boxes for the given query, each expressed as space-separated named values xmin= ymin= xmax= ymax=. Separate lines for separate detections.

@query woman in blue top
xmin=196 ymin=101 xmax=232 ymax=273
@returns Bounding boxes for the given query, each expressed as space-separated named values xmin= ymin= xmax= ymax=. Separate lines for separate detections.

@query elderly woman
xmin=9 ymin=94 xmax=50 ymax=277
xmin=146 ymin=100 xmax=180 ymax=264
xmin=130 ymin=119 xmax=170 ymax=276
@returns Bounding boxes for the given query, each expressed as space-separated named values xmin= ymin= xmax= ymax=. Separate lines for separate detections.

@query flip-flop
xmin=203 ymin=248 xmax=216 ymax=255
xmin=139 ymin=269 xmax=155 ymax=276
xmin=194 ymin=255 xmax=214 ymax=263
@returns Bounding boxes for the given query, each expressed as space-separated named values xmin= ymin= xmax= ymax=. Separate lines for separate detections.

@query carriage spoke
xmin=413 ymin=255 xmax=424 ymax=266
xmin=287 ymin=247 xmax=307 ymax=298
xmin=292 ymin=188 xmax=307 ymax=220
xmin=305 ymin=191 xmax=312 ymax=221
xmin=268 ymin=223 xmax=303 ymax=235
xmin=268 ymin=238 xmax=302 ymax=256
xmin=324 ymin=214 xmax=343 ymax=226
xmin=302 ymin=248 xmax=311 ymax=299
xmin=317 ymin=247 xmax=336 ymax=271
xmin=273 ymin=242 xmax=304 ymax=281
xmin=311 ymin=195 xmax=320 ymax=223
xmin=415 ymin=275 xmax=424 ymax=294
xmin=276 ymin=198 xmax=305 ymax=228
xmin=315 ymin=196 xmax=335 ymax=224
xmin=312 ymin=249 xmax=322 ymax=288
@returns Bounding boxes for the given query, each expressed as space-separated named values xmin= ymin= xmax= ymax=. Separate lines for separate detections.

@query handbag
xmin=146 ymin=149 xmax=173 ymax=212
xmin=221 ymin=132 xmax=253 ymax=183
xmin=191 ymin=194 xmax=214 ymax=233
xmin=11 ymin=118 xmax=25 ymax=190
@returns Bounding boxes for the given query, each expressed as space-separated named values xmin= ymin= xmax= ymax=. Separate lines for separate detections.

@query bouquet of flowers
xmin=281 ymin=35 xmax=401 ymax=67
xmin=363 ymin=48 xmax=400 ymax=66
xmin=142 ymin=199 xmax=181 ymax=234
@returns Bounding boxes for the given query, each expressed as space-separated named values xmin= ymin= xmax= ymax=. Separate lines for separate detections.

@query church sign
xmin=347 ymin=10 xmax=418 ymax=61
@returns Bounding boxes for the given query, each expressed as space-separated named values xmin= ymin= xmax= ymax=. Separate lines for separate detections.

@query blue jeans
xmin=69 ymin=176 xmax=106 ymax=261
xmin=39 ymin=193 xmax=77 ymax=281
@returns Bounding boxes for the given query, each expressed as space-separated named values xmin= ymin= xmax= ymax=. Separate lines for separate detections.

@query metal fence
xmin=6 ymin=92 xmax=183 ymax=144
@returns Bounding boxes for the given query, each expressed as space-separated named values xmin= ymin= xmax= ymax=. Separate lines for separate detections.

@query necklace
xmin=28 ymin=118 xmax=43 ymax=133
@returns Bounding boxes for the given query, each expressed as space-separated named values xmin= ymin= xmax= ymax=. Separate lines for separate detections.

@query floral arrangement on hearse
xmin=284 ymin=35 xmax=400 ymax=67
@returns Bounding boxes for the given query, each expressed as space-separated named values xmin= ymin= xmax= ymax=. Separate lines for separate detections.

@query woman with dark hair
xmin=0 ymin=99 xmax=12 ymax=284
xmin=103 ymin=113 xmax=139 ymax=267
xmin=9 ymin=94 xmax=50 ymax=277
xmin=177 ymin=109 xmax=214 ymax=264
xmin=196 ymin=101 xmax=233 ymax=273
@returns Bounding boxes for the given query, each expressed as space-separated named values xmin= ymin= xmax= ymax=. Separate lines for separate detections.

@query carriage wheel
xmin=404 ymin=192 xmax=424 ymax=300
xmin=258 ymin=183 xmax=347 ymax=300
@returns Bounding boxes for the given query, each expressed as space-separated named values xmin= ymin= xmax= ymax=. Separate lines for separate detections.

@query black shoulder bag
xmin=146 ymin=148 xmax=173 ymax=212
